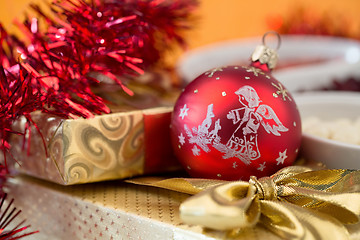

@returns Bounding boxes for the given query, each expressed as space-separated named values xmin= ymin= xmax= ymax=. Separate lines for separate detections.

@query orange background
xmin=1 ymin=0 xmax=360 ymax=50
xmin=189 ymin=0 xmax=360 ymax=48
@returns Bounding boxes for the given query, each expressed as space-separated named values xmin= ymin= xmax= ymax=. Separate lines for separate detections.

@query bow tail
xmin=260 ymin=201 xmax=351 ymax=240
xmin=180 ymin=182 xmax=262 ymax=230
xmin=282 ymin=186 xmax=360 ymax=224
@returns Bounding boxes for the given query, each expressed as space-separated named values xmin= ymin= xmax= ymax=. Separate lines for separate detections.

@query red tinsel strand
xmin=0 ymin=194 xmax=39 ymax=240
xmin=0 ymin=25 xmax=20 ymax=69
xmin=121 ymin=0 xmax=199 ymax=64
xmin=0 ymin=165 xmax=6 ymax=196
xmin=0 ymin=64 xmax=46 ymax=169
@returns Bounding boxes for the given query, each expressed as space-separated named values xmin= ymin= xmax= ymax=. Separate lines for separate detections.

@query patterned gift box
xmin=6 ymin=106 xmax=181 ymax=185
xmin=3 ymin=77 xmax=183 ymax=185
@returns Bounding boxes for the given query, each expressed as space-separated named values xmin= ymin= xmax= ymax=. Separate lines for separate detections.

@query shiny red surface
xmin=171 ymin=65 xmax=302 ymax=180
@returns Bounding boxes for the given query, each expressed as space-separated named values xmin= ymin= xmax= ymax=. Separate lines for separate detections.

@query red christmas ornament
xmin=171 ymin=32 xmax=302 ymax=180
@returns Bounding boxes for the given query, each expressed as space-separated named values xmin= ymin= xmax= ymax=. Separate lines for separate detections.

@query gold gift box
xmin=7 ymin=173 xmax=360 ymax=240
xmin=5 ymin=175 xmax=280 ymax=240
xmin=6 ymin=82 xmax=182 ymax=185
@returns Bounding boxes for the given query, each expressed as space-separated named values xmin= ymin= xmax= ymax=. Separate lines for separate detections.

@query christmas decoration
xmin=128 ymin=165 xmax=360 ymax=240
xmin=0 ymin=193 xmax=38 ymax=239
xmin=7 ymin=106 xmax=180 ymax=185
xmin=170 ymin=32 xmax=302 ymax=180
xmin=267 ymin=6 xmax=360 ymax=39
xmin=0 ymin=24 xmax=20 ymax=69
xmin=180 ymin=166 xmax=360 ymax=239
xmin=0 ymin=0 xmax=197 ymax=169
xmin=8 ymin=161 xmax=360 ymax=240
xmin=320 ymin=76 xmax=360 ymax=92
xmin=15 ymin=0 xmax=198 ymax=98
xmin=0 ymin=64 xmax=45 ymax=169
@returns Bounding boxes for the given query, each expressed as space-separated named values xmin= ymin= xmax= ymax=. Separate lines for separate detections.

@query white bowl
xmin=177 ymin=35 xmax=360 ymax=92
xmin=293 ymin=91 xmax=360 ymax=169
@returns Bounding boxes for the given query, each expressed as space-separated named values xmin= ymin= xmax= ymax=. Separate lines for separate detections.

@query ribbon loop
xmin=126 ymin=166 xmax=360 ymax=239
xmin=178 ymin=167 xmax=360 ymax=239
xmin=250 ymin=176 xmax=277 ymax=201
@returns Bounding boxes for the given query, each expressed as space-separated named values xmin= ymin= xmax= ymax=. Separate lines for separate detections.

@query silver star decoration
xmin=245 ymin=66 xmax=263 ymax=77
xmin=272 ymin=82 xmax=292 ymax=101
xmin=257 ymin=162 xmax=266 ymax=171
xmin=178 ymin=133 xmax=185 ymax=145
xmin=192 ymin=145 xmax=200 ymax=156
xmin=276 ymin=149 xmax=288 ymax=165
xmin=232 ymin=161 xmax=238 ymax=169
xmin=179 ymin=104 xmax=189 ymax=120
xmin=204 ymin=67 xmax=224 ymax=78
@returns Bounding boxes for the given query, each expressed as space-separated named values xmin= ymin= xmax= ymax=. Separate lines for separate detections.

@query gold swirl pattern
xmin=48 ymin=124 xmax=67 ymax=179
xmin=48 ymin=123 xmax=66 ymax=158
xmin=62 ymin=112 xmax=145 ymax=184
xmin=99 ymin=113 xmax=131 ymax=140
xmin=66 ymin=159 xmax=92 ymax=183
xmin=119 ymin=119 xmax=144 ymax=165
xmin=73 ymin=123 xmax=117 ymax=169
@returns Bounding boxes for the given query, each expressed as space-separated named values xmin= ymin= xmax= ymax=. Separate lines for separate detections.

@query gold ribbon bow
xmin=128 ymin=166 xmax=360 ymax=240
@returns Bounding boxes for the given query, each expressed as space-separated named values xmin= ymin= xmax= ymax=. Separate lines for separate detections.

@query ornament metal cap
xmin=251 ymin=31 xmax=280 ymax=70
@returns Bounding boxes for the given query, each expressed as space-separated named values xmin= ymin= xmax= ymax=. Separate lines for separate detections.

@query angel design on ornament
xmin=223 ymin=85 xmax=288 ymax=164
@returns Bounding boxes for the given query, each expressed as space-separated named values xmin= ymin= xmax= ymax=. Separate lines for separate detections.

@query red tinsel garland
xmin=0 ymin=1 xmax=196 ymax=238
xmin=0 ymin=0 xmax=197 ymax=166
xmin=19 ymin=0 xmax=198 ymax=96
